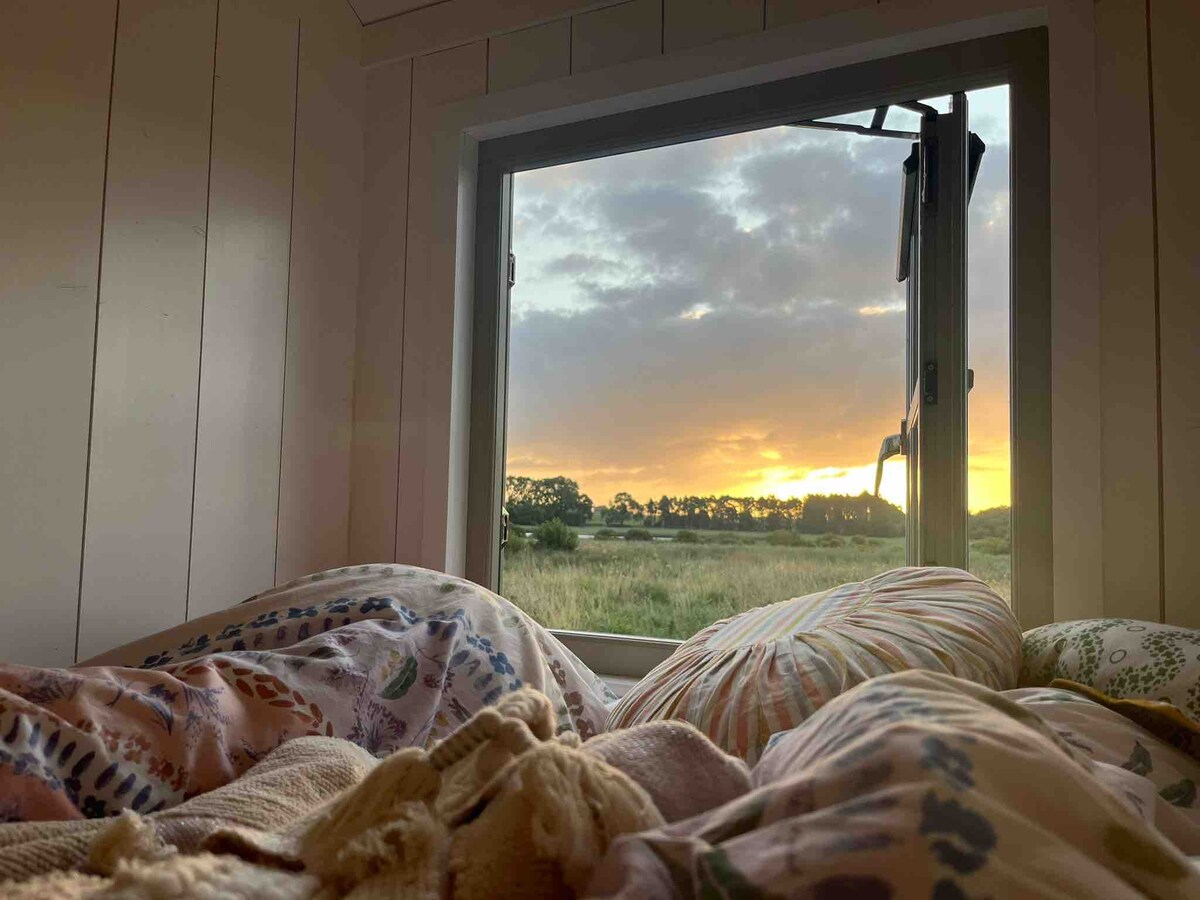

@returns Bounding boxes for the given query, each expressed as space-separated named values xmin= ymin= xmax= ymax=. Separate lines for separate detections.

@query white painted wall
xmin=352 ymin=0 xmax=1199 ymax=627
xmin=0 ymin=0 xmax=363 ymax=666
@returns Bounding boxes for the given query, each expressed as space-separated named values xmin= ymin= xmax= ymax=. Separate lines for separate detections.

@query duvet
xmin=0 ymin=565 xmax=612 ymax=822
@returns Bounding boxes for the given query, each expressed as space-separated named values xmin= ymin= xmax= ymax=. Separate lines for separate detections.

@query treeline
xmin=505 ymin=475 xmax=908 ymax=537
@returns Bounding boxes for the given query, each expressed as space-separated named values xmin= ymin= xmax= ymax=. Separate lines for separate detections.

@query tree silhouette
xmin=506 ymin=475 xmax=1003 ymax=540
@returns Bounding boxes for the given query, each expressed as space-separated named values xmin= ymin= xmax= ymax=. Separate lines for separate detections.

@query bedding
xmin=1020 ymin=618 xmax=1200 ymax=723
xmin=593 ymin=670 xmax=1200 ymax=899
xmin=0 ymin=565 xmax=612 ymax=822
xmin=4 ymin=561 xmax=1200 ymax=897
xmin=4 ymin=672 xmax=1198 ymax=899
xmin=0 ymin=735 xmax=375 ymax=884
xmin=607 ymin=566 xmax=1020 ymax=762
xmin=1007 ymin=685 xmax=1199 ymax=850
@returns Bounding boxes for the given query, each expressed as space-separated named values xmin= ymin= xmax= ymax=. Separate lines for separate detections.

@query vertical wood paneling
xmin=572 ymin=0 xmax=662 ymax=74
xmin=275 ymin=0 xmax=364 ymax=583
xmin=363 ymin=0 xmax=619 ymax=66
xmin=77 ymin=0 xmax=218 ymax=661
xmin=1095 ymin=0 xmax=1162 ymax=623
xmin=1049 ymin=0 xmax=1104 ymax=622
xmin=350 ymin=58 xmax=413 ymax=566
xmin=1009 ymin=30 xmax=1053 ymax=630
xmin=663 ymin=0 xmax=761 ymax=52
xmin=765 ymin=0 xmax=874 ymax=29
xmin=488 ymin=19 xmax=571 ymax=93
xmin=188 ymin=0 xmax=299 ymax=619
xmin=396 ymin=41 xmax=488 ymax=568
xmin=350 ymin=0 xmax=436 ymax=24
xmin=0 ymin=1 xmax=117 ymax=667
xmin=1151 ymin=0 xmax=1200 ymax=628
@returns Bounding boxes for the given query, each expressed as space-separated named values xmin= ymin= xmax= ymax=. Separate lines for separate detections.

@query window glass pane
xmin=883 ymin=105 xmax=922 ymax=132
xmin=503 ymin=122 xmax=912 ymax=639
xmin=817 ymin=109 xmax=876 ymax=127
xmin=966 ymin=85 xmax=1012 ymax=600
xmin=500 ymin=86 xmax=1013 ymax=638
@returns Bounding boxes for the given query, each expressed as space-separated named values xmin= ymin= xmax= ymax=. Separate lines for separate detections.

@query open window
xmin=468 ymin=32 xmax=1050 ymax=676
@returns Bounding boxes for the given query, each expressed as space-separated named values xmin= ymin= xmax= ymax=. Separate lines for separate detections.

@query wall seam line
xmin=367 ymin=0 xmax=451 ymax=29
xmin=1144 ymin=0 xmax=1166 ymax=624
xmin=393 ymin=59 xmax=416 ymax=563
xmin=274 ymin=19 xmax=302 ymax=585
xmin=74 ymin=0 xmax=122 ymax=664
xmin=185 ymin=0 xmax=222 ymax=622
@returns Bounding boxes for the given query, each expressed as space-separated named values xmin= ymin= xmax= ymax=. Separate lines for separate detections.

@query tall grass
xmin=501 ymin=539 xmax=1011 ymax=640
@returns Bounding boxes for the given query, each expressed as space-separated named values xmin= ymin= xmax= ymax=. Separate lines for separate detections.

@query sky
xmin=505 ymin=86 xmax=1011 ymax=514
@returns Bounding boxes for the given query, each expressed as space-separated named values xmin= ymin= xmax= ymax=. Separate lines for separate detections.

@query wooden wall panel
xmin=364 ymin=0 xmax=618 ymax=66
xmin=349 ymin=58 xmax=413 ymax=566
xmin=188 ymin=0 xmax=299 ymax=619
xmin=1151 ymin=0 xmax=1200 ymax=628
xmin=0 ymin=1 xmax=116 ymax=667
xmin=275 ymin=0 xmax=365 ymax=583
xmin=765 ymin=0 xmax=875 ymax=29
xmin=572 ymin=0 xmax=662 ymax=74
xmin=663 ymin=0 xmax=762 ymax=52
xmin=350 ymin=0 xmax=438 ymax=25
xmin=488 ymin=19 xmax=571 ymax=93
xmin=77 ymin=0 xmax=218 ymax=661
xmin=1049 ymin=0 xmax=1104 ymax=622
xmin=396 ymin=41 xmax=488 ymax=568
xmin=1095 ymin=0 xmax=1161 ymax=623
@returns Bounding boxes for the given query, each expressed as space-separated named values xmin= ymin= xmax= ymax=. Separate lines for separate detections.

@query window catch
xmin=922 ymin=361 xmax=938 ymax=405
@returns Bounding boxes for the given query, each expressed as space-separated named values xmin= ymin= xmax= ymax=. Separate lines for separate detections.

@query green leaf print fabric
xmin=1021 ymin=619 xmax=1200 ymax=724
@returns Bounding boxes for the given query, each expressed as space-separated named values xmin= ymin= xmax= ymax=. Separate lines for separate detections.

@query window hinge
xmin=507 ymin=252 xmax=517 ymax=288
xmin=922 ymin=361 xmax=938 ymax=405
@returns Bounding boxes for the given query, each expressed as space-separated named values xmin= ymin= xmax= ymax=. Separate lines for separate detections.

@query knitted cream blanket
xmin=0 ymin=689 xmax=671 ymax=899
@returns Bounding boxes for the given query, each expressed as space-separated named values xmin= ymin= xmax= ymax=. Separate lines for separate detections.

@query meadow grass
xmin=500 ymin=538 xmax=1011 ymax=640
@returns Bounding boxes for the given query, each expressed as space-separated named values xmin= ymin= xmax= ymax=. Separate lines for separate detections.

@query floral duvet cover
xmin=0 ymin=565 xmax=612 ymax=822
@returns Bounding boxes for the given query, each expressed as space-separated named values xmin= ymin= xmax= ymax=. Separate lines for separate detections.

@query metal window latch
xmin=507 ymin=252 xmax=517 ymax=288
xmin=922 ymin=361 xmax=937 ymax=404
xmin=875 ymin=427 xmax=906 ymax=497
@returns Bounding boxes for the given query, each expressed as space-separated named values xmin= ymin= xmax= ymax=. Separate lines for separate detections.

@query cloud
xmin=541 ymin=252 xmax=623 ymax=278
xmin=506 ymin=89 xmax=1012 ymax=510
xmin=858 ymin=302 xmax=906 ymax=316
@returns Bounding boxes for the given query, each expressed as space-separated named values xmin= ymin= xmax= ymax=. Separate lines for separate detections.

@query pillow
xmin=1020 ymin=618 xmax=1200 ymax=724
xmin=607 ymin=566 xmax=1021 ymax=763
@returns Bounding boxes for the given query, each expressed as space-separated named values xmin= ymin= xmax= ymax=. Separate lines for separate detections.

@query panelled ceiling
xmin=348 ymin=0 xmax=445 ymax=25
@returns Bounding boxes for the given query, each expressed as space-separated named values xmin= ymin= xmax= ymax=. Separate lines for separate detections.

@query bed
xmin=0 ymin=565 xmax=1196 ymax=897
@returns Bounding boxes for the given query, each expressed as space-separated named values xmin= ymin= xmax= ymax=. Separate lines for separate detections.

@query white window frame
xmin=466 ymin=30 xmax=1051 ymax=678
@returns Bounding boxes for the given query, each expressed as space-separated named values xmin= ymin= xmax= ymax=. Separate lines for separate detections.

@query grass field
xmin=500 ymin=536 xmax=1011 ymax=640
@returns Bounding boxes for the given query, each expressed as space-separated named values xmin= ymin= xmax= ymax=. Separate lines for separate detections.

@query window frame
xmin=467 ymin=29 xmax=1051 ymax=674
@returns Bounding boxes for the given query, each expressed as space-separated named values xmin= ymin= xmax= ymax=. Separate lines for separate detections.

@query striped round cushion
xmin=607 ymin=566 xmax=1021 ymax=763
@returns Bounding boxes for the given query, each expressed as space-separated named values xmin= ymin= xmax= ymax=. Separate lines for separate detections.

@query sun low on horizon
xmin=504 ymin=87 xmax=1013 ymax=519
xmin=504 ymin=451 xmax=1012 ymax=516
